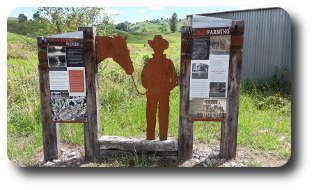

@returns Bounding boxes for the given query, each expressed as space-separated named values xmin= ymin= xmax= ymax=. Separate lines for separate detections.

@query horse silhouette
xmin=96 ymin=35 xmax=134 ymax=75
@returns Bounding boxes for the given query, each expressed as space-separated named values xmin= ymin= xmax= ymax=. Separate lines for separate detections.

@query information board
xmin=47 ymin=33 xmax=87 ymax=122
xmin=189 ymin=16 xmax=232 ymax=119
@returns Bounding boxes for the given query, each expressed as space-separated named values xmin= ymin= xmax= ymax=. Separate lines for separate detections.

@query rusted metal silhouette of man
xmin=141 ymin=35 xmax=178 ymax=140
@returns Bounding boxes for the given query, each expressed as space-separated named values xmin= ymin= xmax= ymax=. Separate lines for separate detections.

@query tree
xmin=18 ymin=14 xmax=27 ymax=23
xmin=36 ymin=7 xmax=115 ymax=36
xmin=96 ymin=14 xmax=116 ymax=36
xmin=33 ymin=12 xmax=40 ymax=20
xmin=116 ymin=22 xmax=131 ymax=32
xmin=169 ymin=12 xmax=178 ymax=33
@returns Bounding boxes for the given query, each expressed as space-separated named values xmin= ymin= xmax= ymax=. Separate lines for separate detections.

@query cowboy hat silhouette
xmin=148 ymin=35 xmax=169 ymax=53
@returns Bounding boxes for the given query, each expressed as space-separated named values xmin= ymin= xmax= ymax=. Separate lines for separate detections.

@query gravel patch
xmin=36 ymin=140 xmax=289 ymax=167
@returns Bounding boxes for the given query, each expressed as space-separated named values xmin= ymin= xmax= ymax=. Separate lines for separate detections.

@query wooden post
xmin=219 ymin=20 xmax=244 ymax=159
xmin=37 ymin=36 xmax=61 ymax=161
xmin=178 ymin=26 xmax=194 ymax=162
xmin=78 ymin=27 xmax=100 ymax=159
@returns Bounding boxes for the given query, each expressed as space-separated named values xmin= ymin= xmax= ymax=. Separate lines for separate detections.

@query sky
xmin=7 ymin=7 xmax=258 ymax=24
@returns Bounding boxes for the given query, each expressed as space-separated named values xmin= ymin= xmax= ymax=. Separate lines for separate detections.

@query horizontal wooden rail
xmin=189 ymin=118 xmax=225 ymax=122
xmin=53 ymin=120 xmax=87 ymax=123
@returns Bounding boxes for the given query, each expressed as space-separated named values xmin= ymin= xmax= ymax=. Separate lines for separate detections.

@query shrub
xmin=241 ymin=66 xmax=291 ymax=98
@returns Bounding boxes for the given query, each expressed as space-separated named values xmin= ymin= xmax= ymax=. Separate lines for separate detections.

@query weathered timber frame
xmin=178 ymin=26 xmax=194 ymax=161
xmin=37 ymin=27 xmax=100 ymax=161
xmin=38 ymin=36 xmax=61 ymax=161
xmin=178 ymin=20 xmax=244 ymax=161
xmin=78 ymin=27 xmax=100 ymax=159
xmin=38 ymin=22 xmax=243 ymax=162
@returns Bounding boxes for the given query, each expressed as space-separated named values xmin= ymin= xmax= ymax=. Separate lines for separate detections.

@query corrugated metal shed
xmin=188 ymin=7 xmax=291 ymax=81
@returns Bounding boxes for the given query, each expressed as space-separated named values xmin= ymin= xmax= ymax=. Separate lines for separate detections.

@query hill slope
xmin=116 ymin=18 xmax=188 ymax=33
xmin=114 ymin=30 xmax=181 ymax=44
xmin=7 ymin=17 xmax=184 ymax=45
xmin=7 ymin=17 xmax=43 ymax=38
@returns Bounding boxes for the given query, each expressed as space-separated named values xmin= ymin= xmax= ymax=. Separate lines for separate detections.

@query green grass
xmin=237 ymin=79 xmax=291 ymax=156
xmin=7 ymin=17 xmax=44 ymax=38
xmin=239 ymin=96 xmax=290 ymax=155
xmin=6 ymin=24 xmax=291 ymax=166
xmin=7 ymin=55 xmax=43 ymax=166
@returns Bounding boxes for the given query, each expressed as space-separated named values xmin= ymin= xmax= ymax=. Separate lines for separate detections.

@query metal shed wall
xmin=190 ymin=7 xmax=291 ymax=81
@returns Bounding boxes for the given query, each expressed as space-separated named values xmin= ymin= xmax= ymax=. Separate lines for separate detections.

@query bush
xmin=240 ymin=66 xmax=291 ymax=116
xmin=241 ymin=66 xmax=291 ymax=98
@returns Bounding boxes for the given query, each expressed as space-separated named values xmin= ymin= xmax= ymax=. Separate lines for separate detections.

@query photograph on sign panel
xmin=191 ymin=61 xmax=209 ymax=79
xmin=209 ymin=36 xmax=231 ymax=55
xmin=191 ymin=37 xmax=210 ymax=60
xmin=51 ymin=91 xmax=69 ymax=99
xmin=189 ymin=98 xmax=226 ymax=118
xmin=48 ymin=46 xmax=67 ymax=67
xmin=209 ymin=82 xmax=226 ymax=97
xmin=50 ymin=96 xmax=87 ymax=122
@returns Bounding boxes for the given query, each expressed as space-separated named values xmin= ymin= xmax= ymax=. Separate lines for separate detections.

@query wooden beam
xmin=178 ymin=26 xmax=194 ymax=162
xmin=219 ymin=20 xmax=244 ymax=159
xmin=189 ymin=118 xmax=225 ymax=122
xmin=37 ymin=36 xmax=61 ymax=161
xmin=78 ymin=27 xmax=100 ymax=159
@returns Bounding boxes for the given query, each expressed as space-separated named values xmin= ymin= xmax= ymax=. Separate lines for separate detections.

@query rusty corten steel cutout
xmin=96 ymin=35 xmax=177 ymax=140
xmin=141 ymin=35 xmax=178 ymax=140
xmin=96 ymin=35 xmax=134 ymax=75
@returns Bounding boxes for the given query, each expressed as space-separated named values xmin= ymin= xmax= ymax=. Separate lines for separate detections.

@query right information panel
xmin=189 ymin=16 xmax=232 ymax=119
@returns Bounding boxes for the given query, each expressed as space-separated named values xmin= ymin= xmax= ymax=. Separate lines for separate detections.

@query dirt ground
xmin=33 ymin=140 xmax=289 ymax=167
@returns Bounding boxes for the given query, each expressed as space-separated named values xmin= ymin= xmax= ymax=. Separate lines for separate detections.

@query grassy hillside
xmin=117 ymin=18 xmax=187 ymax=33
xmin=7 ymin=17 xmax=44 ymax=38
xmin=118 ymin=31 xmax=181 ymax=44
xmin=128 ymin=19 xmax=171 ymax=32
xmin=7 ymin=32 xmax=37 ymax=59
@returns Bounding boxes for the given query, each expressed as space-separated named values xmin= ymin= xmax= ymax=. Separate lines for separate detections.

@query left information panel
xmin=47 ymin=34 xmax=87 ymax=123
